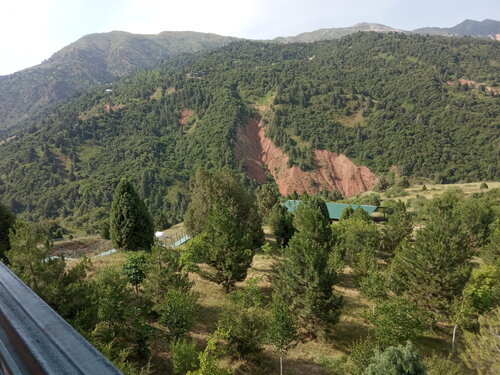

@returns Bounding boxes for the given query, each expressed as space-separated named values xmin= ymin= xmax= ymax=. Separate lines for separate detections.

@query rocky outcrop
xmin=235 ymin=118 xmax=377 ymax=197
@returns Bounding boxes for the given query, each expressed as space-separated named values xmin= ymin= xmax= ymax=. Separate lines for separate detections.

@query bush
xmin=349 ymin=339 xmax=379 ymax=375
xmin=217 ymin=303 xmax=267 ymax=358
xmin=170 ymin=339 xmax=200 ymax=374
xmin=101 ymin=223 xmax=110 ymax=239
xmin=366 ymin=298 xmax=428 ymax=347
xmin=363 ymin=342 xmax=425 ymax=375
xmin=158 ymin=290 xmax=198 ymax=340
xmin=480 ymin=182 xmax=489 ymax=189
xmin=423 ymin=354 xmax=463 ymax=375
xmin=384 ymin=188 xmax=409 ymax=198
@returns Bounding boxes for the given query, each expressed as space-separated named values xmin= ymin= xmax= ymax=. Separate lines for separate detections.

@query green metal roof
xmin=283 ymin=200 xmax=378 ymax=220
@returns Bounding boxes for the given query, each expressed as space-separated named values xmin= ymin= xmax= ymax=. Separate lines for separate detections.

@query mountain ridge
xmin=0 ymin=31 xmax=238 ymax=134
xmin=413 ymin=19 xmax=500 ymax=39
xmin=0 ymin=19 xmax=498 ymax=136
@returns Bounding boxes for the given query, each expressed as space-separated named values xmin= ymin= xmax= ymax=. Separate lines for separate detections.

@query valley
xmin=0 ymin=19 xmax=498 ymax=375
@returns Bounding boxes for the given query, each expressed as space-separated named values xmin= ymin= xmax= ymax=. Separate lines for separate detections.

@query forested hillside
xmin=0 ymin=33 xmax=498 ymax=230
xmin=0 ymin=30 xmax=236 ymax=134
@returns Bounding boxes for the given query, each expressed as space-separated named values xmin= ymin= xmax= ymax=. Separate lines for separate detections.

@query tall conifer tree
xmin=110 ymin=180 xmax=154 ymax=251
xmin=272 ymin=196 xmax=343 ymax=336
xmin=391 ymin=195 xmax=473 ymax=318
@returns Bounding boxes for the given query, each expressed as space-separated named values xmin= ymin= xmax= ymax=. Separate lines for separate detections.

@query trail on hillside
xmin=235 ymin=118 xmax=377 ymax=197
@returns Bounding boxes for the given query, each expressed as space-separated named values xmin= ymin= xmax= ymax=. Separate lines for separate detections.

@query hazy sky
xmin=0 ymin=0 xmax=498 ymax=75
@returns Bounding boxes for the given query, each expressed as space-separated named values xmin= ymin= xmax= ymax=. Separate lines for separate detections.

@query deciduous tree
xmin=267 ymin=297 xmax=298 ymax=375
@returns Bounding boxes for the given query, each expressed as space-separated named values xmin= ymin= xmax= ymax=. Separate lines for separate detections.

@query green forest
xmin=1 ymin=169 xmax=499 ymax=375
xmin=0 ymin=33 xmax=498 ymax=231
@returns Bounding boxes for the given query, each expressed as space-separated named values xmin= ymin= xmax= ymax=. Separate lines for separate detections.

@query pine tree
xmin=0 ymin=202 xmax=15 ymax=260
xmin=267 ymin=202 xmax=295 ymax=248
xmin=256 ymin=183 xmax=280 ymax=224
xmin=292 ymin=195 xmax=332 ymax=247
xmin=200 ymin=202 xmax=254 ymax=291
xmin=110 ymin=179 xmax=154 ymax=251
xmin=332 ymin=214 xmax=380 ymax=276
xmin=272 ymin=197 xmax=343 ymax=336
xmin=391 ymin=197 xmax=473 ymax=319
xmin=381 ymin=202 xmax=413 ymax=256
xmin=366 ymin=297 xmax=428 ymax=347
xmin=184 ymin=168 xmax=263 ymax=248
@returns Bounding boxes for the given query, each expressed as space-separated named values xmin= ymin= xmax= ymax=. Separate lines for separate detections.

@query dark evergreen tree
xmin=0 ymin=202 xmax=15 ymax=260
xmin=391 ymin=195 xmax=474 ymax=319
xmin=184 ymin=168 xmax=263 ymax=248
xmin=267 ymin=202 xmax=295 ymax=248
xmin=381 ymin=202 xmax=413 ymax=256
xmin=255 ymin=183 xmax=280 ymax=223
xmin=366 ymin=297 xmax=428 ymax=347
xmin=332 ymin=214 xmax=380 ymax=276
xmin=272 ymin=196 xmax=342 ymax=336
xmin=198 ymin=202 xmax=254 ymax=291
xmin=110 ymin=180 xmax=154 ymax=251
xmin=292 ymin=195 xmax=332 ymax=247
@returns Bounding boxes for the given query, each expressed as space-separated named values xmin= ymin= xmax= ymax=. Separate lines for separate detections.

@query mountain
xmin=413 ymin=19 xmax=500 ymax=39
xmin=1 ymin=19 xmax=498 ymax=136
xmin=0 ymin=31 xmax=237 ymax=135
xmin=274 ymin=22 xmax=404 ymax=43
xmin=0 ymin=33 xmax=497 ymax=232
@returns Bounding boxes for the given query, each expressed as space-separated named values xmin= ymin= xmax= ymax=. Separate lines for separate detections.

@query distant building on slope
xmin=283 ymin=200 xmax=378 ymax=221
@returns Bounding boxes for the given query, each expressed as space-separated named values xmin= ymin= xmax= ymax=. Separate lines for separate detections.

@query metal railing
xmin=0 ymin=263 xmax=123 ymax=375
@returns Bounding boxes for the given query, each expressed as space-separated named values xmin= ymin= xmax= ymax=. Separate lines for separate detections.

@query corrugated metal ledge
xmin=0 ymin=262 xmax=123 ymax=375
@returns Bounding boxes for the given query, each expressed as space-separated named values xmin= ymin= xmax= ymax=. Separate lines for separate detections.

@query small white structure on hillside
xmin=155 ymin=231 xmax=166 ymax=239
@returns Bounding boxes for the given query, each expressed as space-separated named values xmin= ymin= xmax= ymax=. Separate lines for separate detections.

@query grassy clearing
xmin=52 ymin=236 xmax=111 ymax=258
xmin=356 ymin=181 xmax=500 ymax=207
xmin=336 ymin=108 xmax=365 ymax=128
xmin=400 ymin=181 xmax=500 ymax=201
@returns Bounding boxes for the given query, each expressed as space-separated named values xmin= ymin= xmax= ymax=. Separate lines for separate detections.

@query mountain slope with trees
xmin=0 ymin=33 xmax=498 ymax=229
xmin=0 ymin=30 xmax=237 ymax=135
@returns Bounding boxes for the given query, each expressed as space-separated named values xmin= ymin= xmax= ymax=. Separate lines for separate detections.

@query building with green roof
xmin=283 ymin=200 xmax=378 ymax=221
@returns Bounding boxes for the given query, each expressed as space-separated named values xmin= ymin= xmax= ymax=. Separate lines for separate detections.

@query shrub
xmin=170 ymin=339 xmax=200 ymax=374
xmin=158 ymin=290 xmax=198 ymax=340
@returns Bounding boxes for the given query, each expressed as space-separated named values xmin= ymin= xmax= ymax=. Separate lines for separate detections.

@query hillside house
xmin=283 ymin=200 xmax=378 ymax=221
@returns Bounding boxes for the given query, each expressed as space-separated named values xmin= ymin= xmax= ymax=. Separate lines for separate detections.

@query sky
xmin=0 ymin=0 xmax=498 ymax=75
